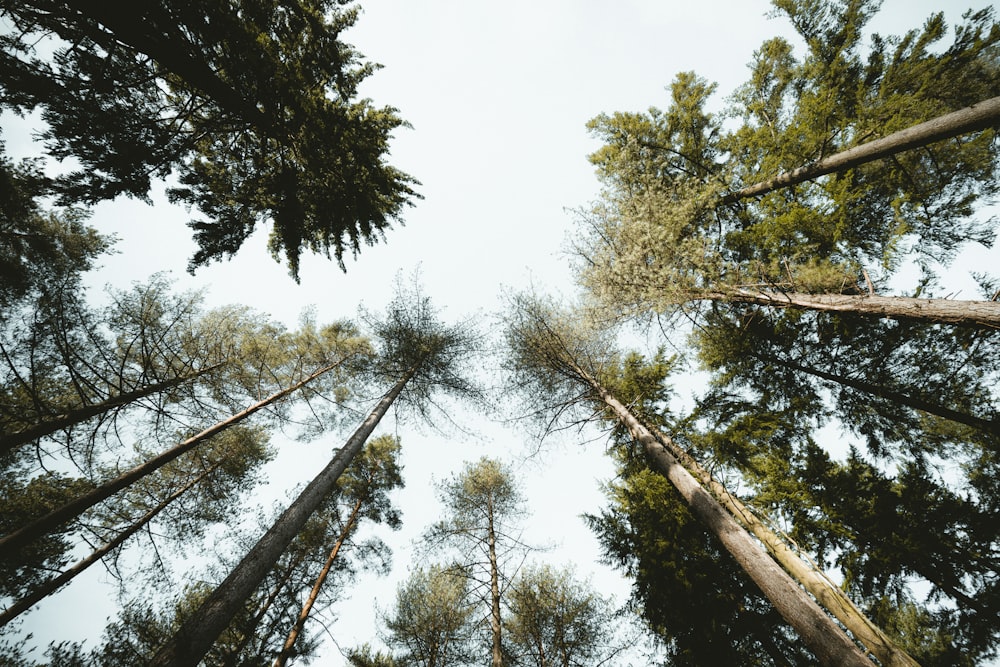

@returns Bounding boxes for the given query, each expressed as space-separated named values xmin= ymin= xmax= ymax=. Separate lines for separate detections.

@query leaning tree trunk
xmin=636 ymin=414 xmax=920 ymax=667
xmin=0 ymin=460 xmax=219 ymax=627
xmin=151 ymin=367 xmax=418 ymax=667
xmin=0 ymin=363 xmax=222 ymax=456
xmin=757 ymin=352 xmax=999 ymax=436
xmin=578 ymin=369 xmax=872 ymax=666
xmin=273 ymin=497 xmax=363 ymax=667
xmin=0 ymin=361 xmax=343 ymax=558
xmin=722 ymin=96 xmax=1000 ymax=202
xmin=699 ymin=289 xmax=1000 ymax=329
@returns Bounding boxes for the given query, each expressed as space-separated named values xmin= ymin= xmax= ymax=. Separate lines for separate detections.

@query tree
xmin=425 ymin=458 xmax=530 ymax=667
xmin=0 ymin=425 xmax=273 ymax=628
xmin=0 ymin=0 xmax=419 ymax=279
xmin=274 ymin=434 xmax=404 ymax=667
xmin=503 ymin=564 xmax=623 ymax=667
xmin=502 ymin=295 xmax=873 ymax=666
xmin=383 ymin=564 xmax=477 ymax=667
xmin=577 ymin=3 xmax=1000 ymax=327
xmin=150 ymin=286 xmax=481 ymax=666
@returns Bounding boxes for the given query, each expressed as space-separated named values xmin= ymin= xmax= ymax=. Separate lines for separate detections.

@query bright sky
xmin=8 ymin=1 xmax=998 ymax=664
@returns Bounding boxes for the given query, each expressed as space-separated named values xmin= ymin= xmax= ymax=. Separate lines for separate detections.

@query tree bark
xmin=273 ymin=497 xmax=363 ymax=667
xmin=723 ymin=96 xmax=1000 ymax=202
xmin=581 ymin=373 xmax=872 ymax=666
xmin=638 ymin=416 xmax=920 ymax=667
xmin=701 ymin=288 xmax=1000 ymax=328
xmin=487 ymin=494 xmax=504 ymax=667
xmin=0 ymin=363 xmax=222 ymax=456
xmin=758 ymin=352 xmax=999 ymax=435
xmin=0 ymin=361 xmax=342 ymax=558
xmin=0 ymin=461 xmax=218 ymax=627
xmin=151 ymin=367 xmax=417 ymax=667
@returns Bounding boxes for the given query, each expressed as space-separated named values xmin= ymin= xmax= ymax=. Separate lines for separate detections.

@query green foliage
xmin=0 ymin=0 xmax=419 ymax=279
xmin=382 ymin=564 xmax=476 ymax=667
xmin=503 ymin=564 xmax=622 ymax=667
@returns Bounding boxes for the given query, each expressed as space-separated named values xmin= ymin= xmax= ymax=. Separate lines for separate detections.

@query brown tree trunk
xmin=637 ymin=415 xmax=920 ymax=667
xmin=723 ymin=96 xmax=1000 ymax=202
xmin=487 ymin=494 xmax=503 ymax=667
xmin=0 ymin=361 xmax=342 ymax=558
xmin=702 ymin=289 xmax=1000 ymax=328
xmin=151 ymin=367 xmax=417 ymax=667
xmin=0 ymin=363 xmax=222 ymax=456
xmin=581 ymin=372 xmax=872 ymax=666
xmin=0 ymin=461 xmax=218 ymax=627
xmin=272 ymin=497 xmax=363 ymax=667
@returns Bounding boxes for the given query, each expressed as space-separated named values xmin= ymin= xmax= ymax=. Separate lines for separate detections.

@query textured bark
xmin=273 ymin=497 xmax=362 ymax=667
xmin=723 ymin=96 xmax=1000 ymax=202
xmin=0 ymin=361 xmax=341 ymax=558
xmin=641 ymin=417 xmax=919 ymax=667
xmin=151 ymin=368 xmax=416 ymax=667
xmin=702 ymin=289 xmax=1000 ymax=328
xmin=760 ymin=353 xmax=999 ymax=435
xmin=0 ymin=461 xmax=217 ymax=627
xmin=0 ymin=364 xmax=221 ymax=456
xmin=581 ymin=373 xmax=871 ymax=665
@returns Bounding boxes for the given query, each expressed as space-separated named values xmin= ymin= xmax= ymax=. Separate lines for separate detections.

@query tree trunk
xmin=637 ymin=415 xmax=920 ymax=667
xmin=487 ymin=494 xmax=504 ymax=667
xmin=701 ymin=289 xmax=1000 ymax=328
xmin=0 ymin=363 xmax=222 ymax=456
xmin=151 ymin=368 xmax=417 ymax=667
xmin=723 ymin=96 xmax=1000 ymax=202
xmin=0 ymin=461 xmax=218 ymax=627
xmin=758 ymin=352 xmax=999 ymax=435
xmin=223 ymin=555 xmax=304 ymax=667
xmin=273 ymin=497 xmax=363 ymax=667
xmin=581 ymin=372 xmax=872 ymax=666
xmin=0 ymin=361 xmax=342 ymax=559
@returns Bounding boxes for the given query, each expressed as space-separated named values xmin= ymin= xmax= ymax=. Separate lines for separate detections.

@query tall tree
xmin=0 ymin=0 xmax=419 ymax=278
xmin=577 ymin=2 xmax=1000 ymax=326
xmin=274 ymin=433 xmax=404 ymax=667
xmin=503 ymin=295 xmax=873 ymax=666
xmin=150 ymin=286 xmax=481 ymax=665
xmin=426 ymin=458 xmax=529 ymax=667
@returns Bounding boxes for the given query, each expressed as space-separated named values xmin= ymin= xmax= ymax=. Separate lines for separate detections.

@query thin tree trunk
xmin=0 ymin=361 xmax=342 ymax=558
xmin=637 ymin=415 xmax=920 ymax=667
xmin=0 ymin=363 xmax=223 ymax=456
xmin=273 ymin=497 xmax=363 ymax=667
xmin=759 ymin=352 xmax=999 ymax=435
xmin=579 ymin=370 xmax=871 ymax=666
xmin=151 ymin=368 xmax=417 ymax=667
xmin=723 ymin=96 xmax=1000 ymax=202
xmin=0 ymin=460 xmax=219 ymax=627
xmin=487 ymin=494 xmax=503 ymax=667
xmin=699 ymin=288 xmax=1000 ymax=328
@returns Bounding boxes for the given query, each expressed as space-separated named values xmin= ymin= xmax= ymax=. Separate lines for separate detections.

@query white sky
xmin=7 ymin=1 xmax=999 ymax=664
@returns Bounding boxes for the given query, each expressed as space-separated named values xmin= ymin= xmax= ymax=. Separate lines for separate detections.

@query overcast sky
xmin=9 ymin=0 xmax=999 ymax=664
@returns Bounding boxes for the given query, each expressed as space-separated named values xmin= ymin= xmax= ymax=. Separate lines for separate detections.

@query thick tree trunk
xmin=487 ymin=494 xmax=504 ymax=667
xmin=723 ymin=96 xmax=1000 ymax=202
xmin=703 ymin=289 xmax=1000 ymax=328
xmin=639 ymin=416 xmax=920 ymax=667
xmin=0 ymin=364 xmax=222 ymax=456
xmin=0 ymin=362 xmax=342 ymax=558
xmin=0 ymin=461 xmax=217 ymax=627
xmin=273 ymin=497 xmax=363 ymax=667
xmin=759 ymin=352 xmax=999 ymax=435
xmin=151 ymin=368 xmax=417 ymax=667
xmin=583 ymin=376 xmax=872 ymax=666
